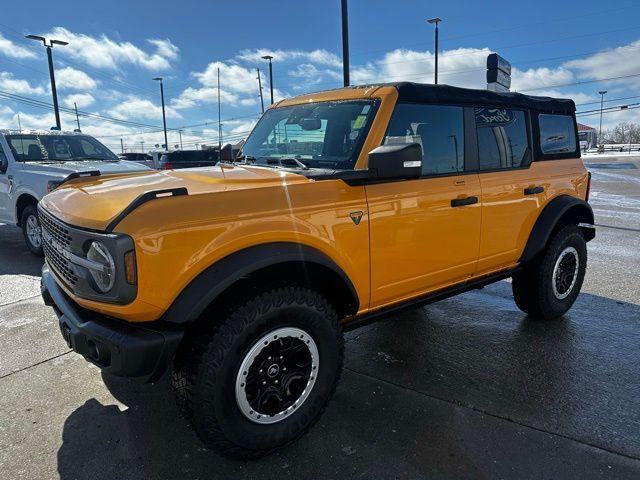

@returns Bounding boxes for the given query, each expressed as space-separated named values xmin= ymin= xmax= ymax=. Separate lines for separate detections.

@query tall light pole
xmin=257 ymin=68 xmax=265 ymax=113
xmin=178 ymin=129 xmax=184 ymax=150
xmin=153 ymin=77 xmax=169 ymax=150
xmin=426 ymin=18 xmax=442 ymax=85
xmin=598 ymin=90 xmax=607 ymax=146
xmin=26 ymin=35 xmax=68 ymax=129
xmin=73 ymin=102 xmax=81 ymax=131
xmin=341 ymin=0 xmax=350 ymax=87
xmin=217 ymin=67 xmax=222 ymax=151
xmin=262 ymin=55 xmax=274 ymax=104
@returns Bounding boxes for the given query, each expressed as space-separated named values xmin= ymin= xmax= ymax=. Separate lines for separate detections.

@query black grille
xmin=39 ymin=209 xmax=72 ymax=247
xmin=39 ymin=209 xmax=78 ymax=287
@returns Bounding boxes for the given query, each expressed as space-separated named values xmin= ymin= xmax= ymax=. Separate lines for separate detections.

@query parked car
xmin=157 ymin=149 xmax=219 ymax=170
xmin=118 ymin=152 xmax=154 ymax=169
xmin=39 ymin=82 xmax=594 ymax=458
xmin=0 ymin=129 xmax=150 ymax=255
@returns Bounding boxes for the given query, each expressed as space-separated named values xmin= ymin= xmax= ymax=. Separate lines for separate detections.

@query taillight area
xmin=163 ymin=162 xmax=174 ymax=170
xmin=585 ymin=171 xmax=592 ymax=202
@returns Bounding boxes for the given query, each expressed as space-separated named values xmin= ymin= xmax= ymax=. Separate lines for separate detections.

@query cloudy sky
xmin=0 ymin=0 xmax=639 ymax=152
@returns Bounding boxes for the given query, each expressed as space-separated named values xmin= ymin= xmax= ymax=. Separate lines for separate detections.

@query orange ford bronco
xmin=40 ymin=82 xmax=594 ymax=457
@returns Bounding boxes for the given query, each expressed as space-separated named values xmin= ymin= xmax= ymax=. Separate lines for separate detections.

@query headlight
xmin=86 ymin=241 xmax=116 ymax=293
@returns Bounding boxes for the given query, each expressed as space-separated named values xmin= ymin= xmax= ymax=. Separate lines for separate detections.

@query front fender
xmin=519 ymin=195 xmax=595 ymax=263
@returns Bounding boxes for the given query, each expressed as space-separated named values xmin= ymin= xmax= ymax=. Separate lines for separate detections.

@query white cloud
xmin=0 ymin=33 xmax=36 ymax=59
xmin=56 ymin=67 xmax=98 ymax=90
xmin=172 ymin=61 xmax=279 ymax=109
xmin=147 ymin=39 xmax=179 ymax=60
xmin=565 ymin=40 xmax=640 ymax=81
xmin=109 ymin=95 xmax=182 ymax=121
xmin=62 ymin=93 xmax=95 ymax=109
xmin=237 ymin=48 xmax=341 ymax=67
xmin=43 ymin=27 xmax=179 ymax=70
xmin=511 ymin=66 xmax=574 ymax=93
xmin=0 ymin=72 xmax=45 ymax=95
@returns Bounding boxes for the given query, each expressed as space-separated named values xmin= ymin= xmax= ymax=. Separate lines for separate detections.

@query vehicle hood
xmin=21 ymin=159 xmax=150 ymax=179
xmin=39 ymin=164 xmax=310 ymax=231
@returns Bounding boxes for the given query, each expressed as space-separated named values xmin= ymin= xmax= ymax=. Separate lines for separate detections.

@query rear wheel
xmin=21 ymin=205 xmax=43 ymax=256
xmin=172 ymin=286 xmax=343 ymax=458
xmin=512 ymin=225 xmax=587 ymax=320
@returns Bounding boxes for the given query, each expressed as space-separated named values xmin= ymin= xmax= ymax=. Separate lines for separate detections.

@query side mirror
xmin=220 ymin=144 xmax=234 ymax=161
xmin=299 ymin=118 xmax=321 ymax=131
xmin=0 ymin=153 xmax=8 ymax=174
xmin=367 ymin=143 xmax=422 ymax=180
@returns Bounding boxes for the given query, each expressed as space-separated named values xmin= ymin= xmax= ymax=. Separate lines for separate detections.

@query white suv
xmin=0 ymin=129 xmax=149 ymax=255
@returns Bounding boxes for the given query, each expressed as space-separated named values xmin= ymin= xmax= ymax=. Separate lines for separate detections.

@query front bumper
xmin=41 ymin=265 xmax=183 ymax=383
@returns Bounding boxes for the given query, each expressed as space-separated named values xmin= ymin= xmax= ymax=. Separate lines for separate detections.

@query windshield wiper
xmin=266 ymin=157 xmax=309 ymax=170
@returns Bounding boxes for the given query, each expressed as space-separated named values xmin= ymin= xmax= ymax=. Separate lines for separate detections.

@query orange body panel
xmin=39 ymin=85 xmax=589 ymax=324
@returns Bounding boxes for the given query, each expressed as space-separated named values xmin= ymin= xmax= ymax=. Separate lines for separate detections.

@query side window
xmin=539 ymin=114 xmax=577 ymax=155
xmin=475 ymin=108 xmax=530 ymax=170
xmin=384 ymin=104 xmax=464 ymax=175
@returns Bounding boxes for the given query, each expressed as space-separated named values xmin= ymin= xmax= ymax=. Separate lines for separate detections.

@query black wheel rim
xmin=235 ymin=327 xmax=319 ymax=424
xmin=552 ymin=246 xmax=579 ymax=299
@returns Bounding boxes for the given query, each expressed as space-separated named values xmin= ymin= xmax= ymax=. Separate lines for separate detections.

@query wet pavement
xmin=1 ymin=155 xmax=639 ymax=479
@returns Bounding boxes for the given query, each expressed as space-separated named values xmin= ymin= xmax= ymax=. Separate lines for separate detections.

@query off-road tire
xmin=512 ymin=224 xmax=587 ymax=320
xmin=21 ymin=205 xmax=43 ymax=256
xmin=171 ymin=286 xmax=344 ymax=459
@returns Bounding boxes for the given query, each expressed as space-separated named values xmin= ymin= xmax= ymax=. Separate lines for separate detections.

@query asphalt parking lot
xmin=1 ymin=155 xmax=639 ymax=479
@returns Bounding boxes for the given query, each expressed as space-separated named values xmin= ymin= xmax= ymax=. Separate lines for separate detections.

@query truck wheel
xmin=21 ymin=205 xmax=44 ymax=256
xmin=172 ymin=286 xmax=344 ymax=458
xmin=512 ymin=225 xmax=587 ymax=320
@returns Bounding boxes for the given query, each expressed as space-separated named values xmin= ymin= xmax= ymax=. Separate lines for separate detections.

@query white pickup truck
xmin=0 ymin=129 xmax=149 ymax=255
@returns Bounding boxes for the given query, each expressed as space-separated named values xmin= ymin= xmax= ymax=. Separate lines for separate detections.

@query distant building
xmin=577 ymin=123 xmax=597 ymax=151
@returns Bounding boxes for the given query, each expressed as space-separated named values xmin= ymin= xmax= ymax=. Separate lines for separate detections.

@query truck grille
xmin=39 ymin=209 xmax=78 ymax=287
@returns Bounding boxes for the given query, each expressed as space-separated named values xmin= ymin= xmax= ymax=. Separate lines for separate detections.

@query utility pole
xmin=262 ymin=55 xmax=274 ymax=104
xmin=217 ymin=68 xmax=223 ymax=151
xmin=26 ymin=35 xmax=68 ymax=129
xmin=120 ymin=138 xmax=124 ymax=153
xmin=427 ymin=18 xmax=442 ymax=84
xmin=341 ymin=0 xmax=350 ymax=87
xmin=141 ymin=141 xmax=144 ymax=153
xmin=178 ymin=129 xmax=184 ymax=150
xmin=17 ymin=113 xmax=22 ymax=133
xmin=598 ymin=90 xmax=607 ymax=147
xmin=74 ymin=102 xmax=81 ymax=131
xmin=153 ymin=77 xmax=169 ymax=150
xmin=257 ymin=68 xmax=265 ymax=113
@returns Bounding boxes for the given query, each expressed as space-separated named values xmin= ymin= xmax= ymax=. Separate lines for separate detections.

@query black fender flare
xmin=519 ymin=195 xmax=595 ymax=263
xmin=162 ymin=242 xmax=359 ymax=324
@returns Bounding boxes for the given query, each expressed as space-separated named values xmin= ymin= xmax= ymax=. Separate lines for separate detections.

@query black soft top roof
xmin=379 ymin=82 xmax=575 ymax=114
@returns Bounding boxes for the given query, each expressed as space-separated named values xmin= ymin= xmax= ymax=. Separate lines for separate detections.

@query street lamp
xmin=341 ymin=0 xmax=350 ymax=87
xmin=261 ymin=55 xmax=274 ymax=104
xmin=25 ymin=34 xmax=68 ymax=129
xmin=153 ymin=77 xmax=169 ymax=151
xmin=426 ymin=18 xmax=442 ymax=85
xmin=598 ymin=90 xmax=607 ymax=147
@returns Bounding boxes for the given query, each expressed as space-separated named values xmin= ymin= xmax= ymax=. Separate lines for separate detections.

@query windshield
xmin=240 ymin=100 xmax=377 ymax=170
xmin=6 ymin=134 xmax=119 ymax=162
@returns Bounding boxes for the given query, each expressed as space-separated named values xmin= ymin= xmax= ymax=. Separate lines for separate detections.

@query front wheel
xmin=512 ymin=225 xmax=587 ymax=320
xmin=172 ymin=286 xmax=344 ymax=458
xmin=21 ymin=205 xmax=43 ymax=256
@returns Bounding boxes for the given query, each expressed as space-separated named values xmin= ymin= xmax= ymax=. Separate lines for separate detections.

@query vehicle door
xmin=0 ymin=139 xmax=14 ymax=222
xmin=366 ymin=104 xmax=482 ymax=308
xmin=473 ymin=107 xmax=542 ymax=274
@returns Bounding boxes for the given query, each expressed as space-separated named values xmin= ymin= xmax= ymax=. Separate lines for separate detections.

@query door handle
xmin=524 ymin=186 xmax=544 ymax=195
xmin=451 ymin=196 xmax=478 ymax=207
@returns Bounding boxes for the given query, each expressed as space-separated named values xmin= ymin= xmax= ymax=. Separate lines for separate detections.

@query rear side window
xmin=475 ymin=108 xmax=530 ymax=170
xmin=384 ymin=103 xmax=465 ymax=175
xmin=539 ymin=114 xmax=577 ymax=155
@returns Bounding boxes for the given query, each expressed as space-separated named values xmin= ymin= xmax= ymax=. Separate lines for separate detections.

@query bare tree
xmin=603 ymin=122 xmax=640 ymax=144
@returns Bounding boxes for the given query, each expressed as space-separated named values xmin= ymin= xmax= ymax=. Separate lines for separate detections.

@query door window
xmin=539 ymin=114 xmax=577 ymax=154
xmin=384 ymin=104 xmax=464 ymax=175
xmin=475 ymin=108 xmax=530 ymax=170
